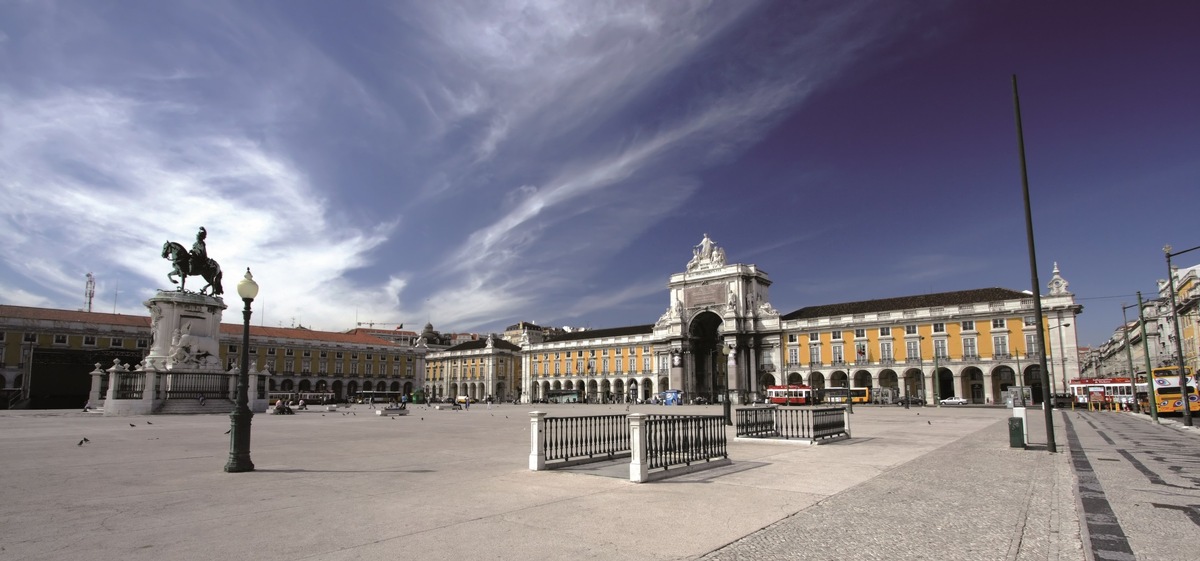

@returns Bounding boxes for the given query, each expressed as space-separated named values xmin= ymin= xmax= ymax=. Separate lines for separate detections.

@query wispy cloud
xmin=0 ymin=90 xmax=397 ymax=327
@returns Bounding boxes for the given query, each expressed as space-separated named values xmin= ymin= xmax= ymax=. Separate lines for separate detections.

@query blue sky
xmin=1 ymin=1 xmax=1197 ymax=348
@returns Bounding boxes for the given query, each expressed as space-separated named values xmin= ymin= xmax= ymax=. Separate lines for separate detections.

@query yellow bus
xmin=1137 ymin=366 xmax=1198 ymax=415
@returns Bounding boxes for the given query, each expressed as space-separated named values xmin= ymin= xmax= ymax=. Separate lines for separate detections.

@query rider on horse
xmin=190 ymin=227 xmax=207 ymax=273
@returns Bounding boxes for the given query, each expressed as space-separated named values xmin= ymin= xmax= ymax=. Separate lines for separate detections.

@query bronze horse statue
xmin=161 ymin=241 xmax=224 ymax=295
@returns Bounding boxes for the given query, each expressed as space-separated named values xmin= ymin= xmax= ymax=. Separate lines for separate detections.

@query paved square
xmin=1 ymin=404 xmax=1073 ymax=561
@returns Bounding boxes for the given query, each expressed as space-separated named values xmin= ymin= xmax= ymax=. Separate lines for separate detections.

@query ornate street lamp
xmin=225 ymin=268 xmax=259 ymax=472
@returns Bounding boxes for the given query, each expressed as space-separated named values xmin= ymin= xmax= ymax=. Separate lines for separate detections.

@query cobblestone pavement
xmin=1062 ymin=410 xmax=1200 ymax=561
xmin=700 ymin=414 xmax=1084 ymax=561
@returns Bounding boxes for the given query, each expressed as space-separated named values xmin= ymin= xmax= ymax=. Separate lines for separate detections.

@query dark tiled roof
xmin=781 ymin=288 xmax=1031 ymax=320
xmin=443 ymin=338 xmax=522 ymax=352
xmin=544 ymin=324 xmax=655 ymax=342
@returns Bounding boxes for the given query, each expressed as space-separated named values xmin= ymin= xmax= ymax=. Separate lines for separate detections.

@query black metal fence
xmin=543 ymin=414 xmax=630 ymax=462
xmin=165 ymin=372 xmax=229 ymax=400
xmin=114 ymin=371 xmax=145 ymax=400
xmin=645 ymin=414 xmax=727 ymax=470
xmin=735 ymin=406 xmax=847 ymax=441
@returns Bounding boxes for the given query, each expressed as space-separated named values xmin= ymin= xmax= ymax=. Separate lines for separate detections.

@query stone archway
xmin=786 ymin=372 xmax=804 ymax=385
xmin=331 ymin=380 xmax=343 ymax=400
xmin=852 ymin=370 xmax=872 ymax=389
xmin=809 ymin=372 xmax=826 ymax=390
xmin=961 ymin=367 xmax=984 ymax=403
xmin=1022 ymin=365 xmax=1044 ymax=404
xmin=935 ymin=367 xmax=953 ymax=401
xmin=686 ymin=311 xmax=724 ymax=403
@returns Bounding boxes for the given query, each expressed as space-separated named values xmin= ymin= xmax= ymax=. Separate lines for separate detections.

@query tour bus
xmin=765 ymin=385 xmax=814 ymax=405
xmin=268 ymin=391 xmax=336 ymax=406
xmin=818 ymin=386 xmax=869 ymax=404
xmin=1066 ymin=377 xmax=1135 ymax=409
xmin=1136 ymin=366 xmax=1199 ymax=415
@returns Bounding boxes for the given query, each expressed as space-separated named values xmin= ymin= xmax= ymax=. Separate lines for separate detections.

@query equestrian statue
xmin=161 ymin=226 xmax=224 ymax=295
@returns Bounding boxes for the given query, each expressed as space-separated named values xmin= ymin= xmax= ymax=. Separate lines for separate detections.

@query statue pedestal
xmin=105 ymin=289 xmax=234 ymax=415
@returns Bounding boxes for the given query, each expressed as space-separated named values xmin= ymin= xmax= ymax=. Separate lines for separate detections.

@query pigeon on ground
xmin=927 ymin=421 xmax=932 ymax=425
xmin=129 ymin=423 xmax=136 ymax=427
xmin=77 ymin=439 xmax=84 ymax=446
xmin=147 ymin=421 xmax=152 ymax=425
xmin=224 ymin=428 xmax=231 ymax=434
xmin=83 ymin=437 xmax=90 ymax=443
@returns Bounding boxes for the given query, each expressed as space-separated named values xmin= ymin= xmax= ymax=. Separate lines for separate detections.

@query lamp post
xmin=1012 ymin=75 xmax=1057 ymax=453
xmin=1164 ymin=244 xmax=1198 ymax=426
xmin=1136 ymin=292 xmax=1160 ymax=423
xmin=1120 ymin=305 xmax=1140 ymax=414
xmin=224 ymin=268 xmax=259 ymax=473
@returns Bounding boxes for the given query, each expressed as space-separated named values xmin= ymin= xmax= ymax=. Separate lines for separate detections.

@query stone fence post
xmin=843 ymin=407 xmax=851 ymax=438
xmin=529 ymin=411 xmax=546 ymax=471
xmin=629 ymin=413 xmax=648 ymax=483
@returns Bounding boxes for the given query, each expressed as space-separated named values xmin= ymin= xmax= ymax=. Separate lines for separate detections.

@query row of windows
xmin=9 ymin=332 xmax=149 ymax=348
xmin=531 ymin=356 xmax=655 ymax=376
xmin=787 ymin=334 xmax=1042 ymax=364
xmin=786 ymin=318 xmax=1034 ymax=343
xmin=538 ymin=346 xmax=653 ymax=361
xmin=226 ymin=345 xmax=413 ymax=363
xmin=261 ymin=358 xmax=416 ymax=377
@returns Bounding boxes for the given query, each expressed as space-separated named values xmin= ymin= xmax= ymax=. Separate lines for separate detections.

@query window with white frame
xmin=602 ymin=358 xmax=609 ymax=372
xmin=110 ymin=338 xmax=123 ymax=348
xmin=880 ymin=327 xmax=891 ymax=337
xmin=809 ymin=332 xmax=819 ymax=342
xmin=934 ymin=339 xmax=947 ymax=358
xmin=24 ymin=332 xmax=36 ymax=342
xmin=906 ymin=340 xmax=920 ymax=360
xmin=643 ymin=356 xmax=650 ymax=372
xmin=932 ymin=323 xmax=945 ymax=333
xmin=880 ymin=342 xmax=893 ymax=361
xmin=1023 ymin=316 xmax=1036 ymax=327
xmin=854 ymin=328 xmax=865 ymax=338
xmin=855 ymin=343 xmax=867 ymax=362
xmin=334 ymin=362 xmax=343 ymax=374
xmin=302 ymin=360 xmax=311 ymax=373
xmin=992 ymin=318 xmax=1006 ymax=329
xmin=1026 ymin=334 xmax=1038 ymax=354
xmin=905 ymin=325 xmax=917 ymax=335
xmin=961 ymin=320 xmax=975 ymax=331
xmin=285 ymin=359 xmax=294 ymax=373
xmin=136 ymin=338 xmax=148 ymax=348
xmin=809 ymin=345 xmax=821 ymax=365
xmin=83 ymin=335 xmax=96 ymax=346
xmin=350 ymin=362 xmax=357 ymax=374
xmin=993 ymin=335 xmax=1009 ymax=356
xmin=788 ymin=333 xmax=797 ymax=343
xmin=788 ymin=347 xmax=799 ymax=364
xmin=54 ymin=334 xmax=67 ymax=345
xmin=831 ymin=331 xmax=842 ymax=340
xmin=616 ymin=358 xmax=624 ymax=372
xmin=286 ymin=348 xmax=294 ymax=356
xmin=963 ymin=337 xmax=977 ymax=357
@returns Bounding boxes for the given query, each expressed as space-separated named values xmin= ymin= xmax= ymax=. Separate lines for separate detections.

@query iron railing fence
xmin=644 ymin=415 xmax=727 ymax=470
xmin=165 ymin=372 xmax=229 ymax=400
xmin=542 ymin=414 xmax=630 ymax=463
xmin=735 ymin=406 xmax=848 ymax=441
xmin=114 ymin=371 xmax=145 ymax=400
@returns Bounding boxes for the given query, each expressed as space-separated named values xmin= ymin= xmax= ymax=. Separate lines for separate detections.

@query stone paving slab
xmin=0 ymin=404 xmax=1076 ymax=561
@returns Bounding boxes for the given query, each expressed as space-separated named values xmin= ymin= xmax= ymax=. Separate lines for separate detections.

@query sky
xmin=1 ymin=1 xmax=1197 ymax=349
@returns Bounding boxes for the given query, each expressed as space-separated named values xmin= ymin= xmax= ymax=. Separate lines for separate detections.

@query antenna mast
xmin=84 ymin=272 xmax=96 ymax=312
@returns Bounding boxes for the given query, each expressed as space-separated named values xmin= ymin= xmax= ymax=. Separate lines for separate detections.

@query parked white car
xmin=939 ymin=397 xmax=969 ymax=405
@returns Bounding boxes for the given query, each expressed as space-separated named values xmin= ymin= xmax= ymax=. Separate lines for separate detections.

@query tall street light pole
xmin=1120 ymin=304 xmax=1140 ymax=414
xmin=225 ymin=268 xmax=259 ymax=473
xmin=1012 ymin=74 xmax=1056 ymax=453
xmin=1137 ymin=292 xmax=1160 ymax=423
xmin=1163 ymin=243 xmax=1198 ymax=427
